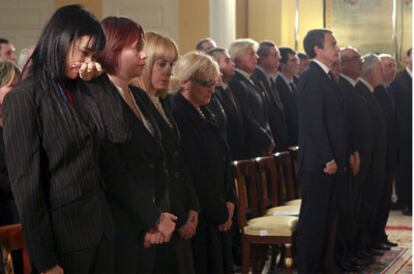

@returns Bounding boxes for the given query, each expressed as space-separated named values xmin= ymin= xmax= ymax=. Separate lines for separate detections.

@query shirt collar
xmin=406 ymin=67 xmax=412 ymax=78
xmin=221 ymin=82 xmax=228 ymax=90
xmin=340 ymin=73 xmax=357 ymax=87
xmin=257 ymin=65 xmax=272 ymax=81
xmin=358 ymin=78 xmax=374 ymax=93
xmin=236 ymin=68 xmax=252 ymax=81
xmin=278 ymin=72 xmax=294 ymax=86
xmin=312 ymin=59 xmax=330 ymax=75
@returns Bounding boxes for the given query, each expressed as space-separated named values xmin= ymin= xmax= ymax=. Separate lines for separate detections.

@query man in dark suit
xmin=296 ymin=29 xmax=346 ymax=274
xmin=372 ymin=54 xmax=399 ymax=247
xmin=228 ymin=39 xmax=274 ymax=158
xmin=355 ymin=54 xmax=388 ymax=257
xmin=336 ymin=47 xmax=375 ymax=271
xmin=207 ymin=48 xmax=243 ymax=156
xmin=251 ymin=41 xmax=289 ymax=151
xmin=276 ymin=47 xmax=299 ymax=147
xmin=390 ymin=48 xmax=412 ymax=216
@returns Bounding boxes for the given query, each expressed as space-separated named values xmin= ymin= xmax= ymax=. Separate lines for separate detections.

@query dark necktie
xmin=289 ymin=82 xmax=296 ymax=97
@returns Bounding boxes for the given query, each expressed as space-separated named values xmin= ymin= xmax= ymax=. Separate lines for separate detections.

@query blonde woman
xmin=135 ymin=32 xmax=200 ymax=274
xmin=0 ymin=61 xmax=22 ymax=274
xmin=169 ymin=51 xmax=236 ymax=274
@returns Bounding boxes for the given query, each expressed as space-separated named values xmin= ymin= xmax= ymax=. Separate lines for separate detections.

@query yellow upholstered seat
xmin=266 ymin=205 xmax=300 ymax=216
xmin=285 ymin=198 xmax=302 ymax=206
xmin=244 ymin=215 xmax=298 ymax=237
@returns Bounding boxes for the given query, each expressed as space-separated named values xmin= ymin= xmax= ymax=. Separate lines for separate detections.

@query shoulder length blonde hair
xmin=0 ymin=61 xmax=21 ymax=88
xmin=135 ymin=31 xmax=179 ymax=97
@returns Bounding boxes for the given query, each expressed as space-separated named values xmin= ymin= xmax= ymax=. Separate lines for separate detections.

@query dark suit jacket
xmin=214 ymin=85 xmax=245 ymax=160
xmin=297 ymin=61 xmax=347 ymax=172
xmin=98 ymin=82 xmax=169 ymax=235
xmin=355 ymin=82 xmax=387 ymax=155
xmin=373 ymin=85 xmax=398 ymax=170
xmin=251 ymin=68 xmax=289 ymax=151
xmin=138 ymin=91 xmax=200 ymax=229
xmin=390 ymin=69 xmax=412 ymax=162
xmin=229 ymin=70 xmax=273 ymax=157
xmin=276 ymin=75 xmax=299 ymax=147
xmin=3 ymin=75 xmax=128 ymax=272
xmin=207 ymin=93 xmax=228 ymax=140
xmin=0 ymin=127 xmax=19 ymax=225
xmin=338 ymin=76 xmax=373 ymax=177
xmin=170 ymin=93 xmax=236 ymax=225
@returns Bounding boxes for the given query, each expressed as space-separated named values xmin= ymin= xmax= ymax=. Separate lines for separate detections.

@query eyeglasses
xmin=191 ymin=77 xmax=216 ymax=88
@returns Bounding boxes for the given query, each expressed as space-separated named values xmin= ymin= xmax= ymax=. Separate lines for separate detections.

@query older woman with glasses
xmin=169 ymin=51 xmax=236 ymax=274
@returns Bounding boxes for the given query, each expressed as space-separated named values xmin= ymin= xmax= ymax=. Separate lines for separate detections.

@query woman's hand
xmin=78 ymin=61 xmax=103 ymax=81
xmin=218 ymin=202 xmax=235 ymax=232
xmin=144 ymin=229 xmax=165 ymax=248
xmin=178 ymin=210 xmax=198 ymax=240
xmin=156 ymin=212 xmax=177 ymax=242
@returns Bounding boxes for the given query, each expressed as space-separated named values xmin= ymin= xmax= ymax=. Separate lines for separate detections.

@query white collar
xmin=406 ymin=67 xmax=412 ymax=78
xmin=312 ymin=59 xmax=330 ymax=75
xmin=340 ymin=74 xmax=357 ymax=87
xmin=278 ymin=72 xmax=294 ymax=86
xmin=358 ymin=78 xmax=374 ymax=93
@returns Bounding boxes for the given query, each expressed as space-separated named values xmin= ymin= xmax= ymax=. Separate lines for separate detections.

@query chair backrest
xmin=274 ymin=151 xmax=297 ymax=202
xmin=255 ymin=156 xmax=281 ymax=212
xmin=288 ymin=146 xmax=301 ymax=198
xmin=0 ymin=224 xmax=31 ymax=274
xmin=232 ymin=159 xmax=261 ymax=227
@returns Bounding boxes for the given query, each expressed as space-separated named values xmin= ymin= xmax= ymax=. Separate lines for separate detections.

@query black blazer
xmin=338 ymin=76 xmax=373 ymax=177
xmin=373 ymin=85 xmax=398 ymax=170
xmin=170 ymin=93 xmax=236 ymax=225
xmin=251 ymin=68 xmax=289 ymax=151
xmin=214 ymin=85 xmax=245 ymax=160
xmin=3 ymin=76 xmax=128 ymax=272
xmin=98 ymin=81 xmax=169 ymax=235
xmin=229 ymin=70 xmax=273 ymax=157
xmin=0 ymin=127 xmax=19 ymax=225
xmin=137 ymin=91 xmax=200 ymax=228
xmin=390 ymin=69 xmax=412 ymax=160
xmin=355 ymin=81 xmax=387 ymax=153
xmin=297 ymin=61 xmax=347 ymax=172
xmin=276 ymin=75 xmax=299 ymax=147
xmin=207 ymin=92 xmax=228 ymax=140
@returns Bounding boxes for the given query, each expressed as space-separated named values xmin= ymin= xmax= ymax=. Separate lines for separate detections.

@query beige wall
xmin=246 ymin=0 xmax=324 ymax=51
xmin=54 ymin=0 xmax=102 ymax=19
xmin=177 ymin=0 xmax=209 ymax=54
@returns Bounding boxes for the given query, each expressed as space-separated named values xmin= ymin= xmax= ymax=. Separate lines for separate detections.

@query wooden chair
xmin=287 ymin=146 xmax=301 ymax=198
xmin=232 ymin=159 xmax=297 ymax=274
xmin=274 ymin=151 xmax=302 ymax=207
xmin=0 ymin=224 xmax=31 ymax=274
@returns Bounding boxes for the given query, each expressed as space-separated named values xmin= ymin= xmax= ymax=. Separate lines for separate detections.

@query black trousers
xmin=47 ymin=234 xmax=113 ymax=274
xmin=297 ymin=171 xmax=337 ymax=274
xmin=136 ymin=234 xmax=170 ymax=274
xmin=395 ymin=152 xmax=412 ymax=209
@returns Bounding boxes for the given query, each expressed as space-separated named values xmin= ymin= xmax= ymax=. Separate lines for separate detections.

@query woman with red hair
xmin=93 ymin=17 xmax=176 ymax=274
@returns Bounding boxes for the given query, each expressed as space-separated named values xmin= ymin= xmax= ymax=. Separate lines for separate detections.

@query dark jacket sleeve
xmin=229 ymin=80 xmax=273 ymax=154
xmin=3 ymin=88 xmax=58 ymax=272
xmin=297 ymin=75 xmax=334 ymax=170
xmin=174 ymin=113 xmax=229 ymax=225
xmin=101 ymin=140 xmax=162 ymax=230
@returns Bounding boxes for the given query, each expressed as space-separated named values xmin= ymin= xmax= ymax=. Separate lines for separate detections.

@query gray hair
xmin=361 ymin=53 xmax=380 ymax=77
xmin=228 ymin=38 xmax=258 ymax=61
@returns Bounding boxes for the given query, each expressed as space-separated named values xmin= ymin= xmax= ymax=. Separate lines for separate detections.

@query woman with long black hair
xmin=3 ymin=5 xmax=128 ymax=274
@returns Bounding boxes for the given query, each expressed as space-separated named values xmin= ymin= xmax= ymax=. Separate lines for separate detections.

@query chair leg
xmin=252 ymin=244 xmax=267 ymax=274
xmin=269 ymin=244 xmax=279 ymax=270
xmin=242 ymin=238 xmax=250 ymax=274
xmin=284 ymin=243 xmax=294 ymax=274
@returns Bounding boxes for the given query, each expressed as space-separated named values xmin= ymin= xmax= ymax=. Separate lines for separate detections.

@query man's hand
xmin=218 ymin=202 xmax=235 ymax=232
xmin=324 ymin=159 xmax=337 ymax=174
xmin=178 ymin=210 xmax=198 ymax=240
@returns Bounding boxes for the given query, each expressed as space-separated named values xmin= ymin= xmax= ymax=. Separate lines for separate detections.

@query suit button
xmin=174 ymin=172 xmax=180 ymax=179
